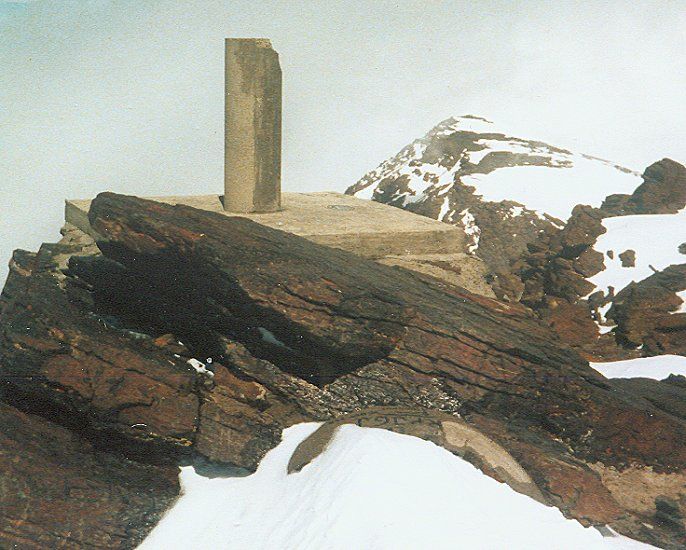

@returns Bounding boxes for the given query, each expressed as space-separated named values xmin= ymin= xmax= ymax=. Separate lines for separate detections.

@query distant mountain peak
xmin=346 ymin=114 xmax=641 ymax=273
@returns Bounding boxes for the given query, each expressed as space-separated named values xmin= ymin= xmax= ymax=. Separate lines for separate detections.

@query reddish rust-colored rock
xmin=79 ymin=193 xmax=686 ymax=547
xmin=0 ymin=246 xmax=201 ymax=458
xmin=0 ymin=402 xmax=179 ymax=549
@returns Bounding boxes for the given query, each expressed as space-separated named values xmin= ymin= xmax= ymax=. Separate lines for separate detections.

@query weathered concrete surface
xmin=224 ymin=38 xmax=281 ymax=213
xmin=66 ymin=192 xmax=467 ymax=259
xmin=378 ymin=252 xmax=495 ymax=297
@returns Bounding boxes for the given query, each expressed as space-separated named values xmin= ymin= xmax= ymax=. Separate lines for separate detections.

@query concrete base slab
xmin=66 ymin=192 xmax=466 ymax=259
xmin=378 ymin=253 xmax=495 ymax=297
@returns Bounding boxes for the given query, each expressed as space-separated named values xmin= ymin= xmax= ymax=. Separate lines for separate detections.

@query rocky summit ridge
xmin=0 ymin=188 xmax=685 ymax=548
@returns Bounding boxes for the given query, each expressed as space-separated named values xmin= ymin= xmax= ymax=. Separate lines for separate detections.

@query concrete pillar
xmin=224 ymin=38 xmax=282 ymax=213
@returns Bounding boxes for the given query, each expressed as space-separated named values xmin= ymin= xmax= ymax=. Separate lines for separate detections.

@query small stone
xmin=619 ymin=249 xmax=636 ymax=268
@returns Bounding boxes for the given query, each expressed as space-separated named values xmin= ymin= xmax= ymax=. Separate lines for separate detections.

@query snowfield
xmin=587 ymin=209 xmax=686 ymax=298
xmin=461 ymin=155 xmax=638 ymax=221
xmin=591 ymin=355 xmax=686 ymax=380
xmin=139 ymin=423 xmax=654 ymax=550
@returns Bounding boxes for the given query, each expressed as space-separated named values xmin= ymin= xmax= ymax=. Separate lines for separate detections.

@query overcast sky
xmin=1 ymin=0 xmax=685 ymax=282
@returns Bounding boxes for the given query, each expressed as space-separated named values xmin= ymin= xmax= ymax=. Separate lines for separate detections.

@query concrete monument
xmin=224 ymin=38 xmax=282 ymax=213
xmin=66 ymin=38 xmax=482 ymax=293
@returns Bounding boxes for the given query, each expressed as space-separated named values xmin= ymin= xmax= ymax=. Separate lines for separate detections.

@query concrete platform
xmin=65 ymin=192 xmax=466 ymax=259
xmin=378 ymin=253 xmax=495 ymax=298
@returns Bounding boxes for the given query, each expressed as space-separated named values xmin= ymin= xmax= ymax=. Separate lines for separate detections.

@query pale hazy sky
xmin=1 ymin=0 xmax=685 ymax=283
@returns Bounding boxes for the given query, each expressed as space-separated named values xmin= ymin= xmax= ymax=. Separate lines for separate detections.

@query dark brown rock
xmin=601 ymin=159 xmax=686 ymax=216
xmin=609 ymin=264 xmax=686 ymax=354
xmin=608 ymin=376 xmax=686 ymax=423
xmin=619 ymin=249 xmax=636 ymax=268
xmin=0 ymin=402 xmax=179 ymax=549
xmin=0 ymin=246 xmax=201 ymax=460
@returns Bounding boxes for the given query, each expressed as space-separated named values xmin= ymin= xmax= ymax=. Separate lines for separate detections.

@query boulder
xmin=601 ymin=159 xmax=686 ymax=216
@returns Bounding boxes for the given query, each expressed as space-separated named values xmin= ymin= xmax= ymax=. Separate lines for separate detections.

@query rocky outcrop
xmin=0 ymin=402 xmax=179 ymax=549
xmin=3 ymin=193 xmax=686 ymax=548
xmin=81 ymin=193 xmax=686 ymax=547
xmin=601 ymin=159 xmax=686 ymax=216
xmin=515 ymin=204 xmax=606 ymax=306
xmin=502 ymin=204 xmax=625 ymax=359
xmin=1 ymin=245 xmax=202 ymax=462
xmin=499 ymin=159 xmax=686 ymax=360
xmin=607 ymin=264 xmax=686 ymax=355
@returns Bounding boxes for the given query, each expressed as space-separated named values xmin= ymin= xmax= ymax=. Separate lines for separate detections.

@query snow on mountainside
xmin=346 ymin=115 xmax=641 ymax=272
xmin=348 ymin=115 xmax=640 ymax=221
xmin=140 ymin=423 xmax=653 ymax=550
xmin=591 ymin=355 xmax=686 ymax=380
xmin=588 ymin=209 xmax=686 ymax=298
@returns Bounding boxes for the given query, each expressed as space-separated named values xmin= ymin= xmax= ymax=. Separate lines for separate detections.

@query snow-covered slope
xmin=348 ymin=115 xmax=640 ymax=222
xmin=140 ymin=424 xmax=653 ymax=550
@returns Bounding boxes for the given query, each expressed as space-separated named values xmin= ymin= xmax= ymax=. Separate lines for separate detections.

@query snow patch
xmin=508 ymin=205 xmax=525 ymax=218
xmin=139 ymin=423 xmax=654 ymax=550
xmin=591 ymin=355 xmax=686 ymax=380
xmin=354 ymin=184 xmax=375 ymax=200
xmin=672 ymin=290 xmax=686 ymax=314
xmin=187 ymin=358 xmax=213 ymax=377
xmin=587 ymin=210 xmax=686 ymax=298
xmin=462 ymin=155 xmax=639 ymax=220
xmin=594 ymin=302 xmax=617 ymax=334
xmin=438 ymin=197 xmax=451 ymax=222
xmin=460 ymin=209 xmax=480 ymax=253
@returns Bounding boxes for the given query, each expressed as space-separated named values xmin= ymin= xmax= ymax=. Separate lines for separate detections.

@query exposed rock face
xmin=609 ymin=375 xmax=686 ymax=425
xmin=0 ymin=400 xmax=179 ymax=549
xmin=608 ymin=264 xmax=686 ymax=355
xmin=516 ymin=204 xmax=606 ymax=306
xmin=80 ymin=193 xmax=686 ymax=547
xmin=3 ymin=193 xmax=686 ymax=548
xmin=503 ymin=204 xmax=623 ymax=359
xmin=601 ymin=159 xmax=686 ymax=216
xmin=1 ymin=246 xmax=201 ymax=460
